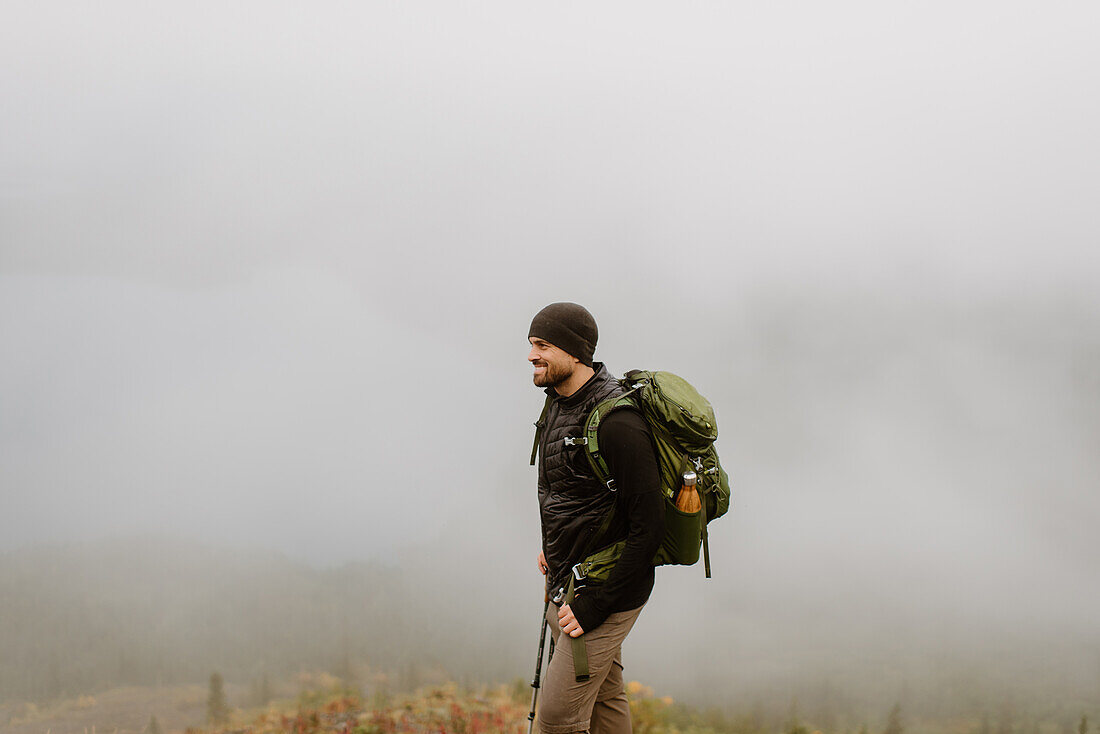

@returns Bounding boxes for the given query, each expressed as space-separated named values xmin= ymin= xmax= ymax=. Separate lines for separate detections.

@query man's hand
xmin=537 ymin=551 xmax=548 ymax=575
xmin=558 ymin=604 xmax=585 ymax=638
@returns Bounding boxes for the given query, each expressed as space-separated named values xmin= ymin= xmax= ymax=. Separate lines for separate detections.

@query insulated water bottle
xmin=675 ymin=469 xmax=701 ymax=513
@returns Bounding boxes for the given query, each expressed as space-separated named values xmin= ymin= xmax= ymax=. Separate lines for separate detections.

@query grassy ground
xmin=8 ymin=677 xmax=1075 ymax=734
xmin=1 ymin=681 xmax=531 ymax=734
xmin=1 ymin=684 xmax=209 ymax=734
xmin=0 ymin=678 xmax=695 ymax=734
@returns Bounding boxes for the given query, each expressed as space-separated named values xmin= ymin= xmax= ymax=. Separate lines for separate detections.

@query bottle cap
xmin=681 ymin=470 xmax=697 ymax=486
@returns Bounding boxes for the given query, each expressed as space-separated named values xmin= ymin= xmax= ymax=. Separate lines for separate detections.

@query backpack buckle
xmin=572 ymin=563 xmax=587 ymax=581
xmin=563 ymin=437 xmax=588 ymax=447
xmin=605 ymin=478 xmax=617 ymax=492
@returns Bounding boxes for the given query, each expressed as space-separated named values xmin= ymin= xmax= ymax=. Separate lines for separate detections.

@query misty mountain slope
xmin=0 ymin=537 xmax=488 ymax=703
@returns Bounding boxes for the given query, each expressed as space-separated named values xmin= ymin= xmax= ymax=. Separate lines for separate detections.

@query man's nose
xmin=528 ymin=346 xmax=539 ymax=362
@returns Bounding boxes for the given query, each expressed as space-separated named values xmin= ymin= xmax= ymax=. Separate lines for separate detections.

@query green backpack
xmin=531 ymin=369 xmax=732 ymax=680
xmin=567 ymin=370 xmax=730 ymax=583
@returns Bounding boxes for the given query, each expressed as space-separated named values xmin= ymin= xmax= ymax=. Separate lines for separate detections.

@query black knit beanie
xmin=528 ymin=302 xmax=598 ymax=367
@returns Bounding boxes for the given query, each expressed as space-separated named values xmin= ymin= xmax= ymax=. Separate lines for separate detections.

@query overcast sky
xmin=2 ymin=3 xmax=1099 ymax=685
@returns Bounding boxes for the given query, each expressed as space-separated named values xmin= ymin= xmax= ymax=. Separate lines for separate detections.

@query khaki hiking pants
xmin=538 ymin=602 xmax=644 ymax=734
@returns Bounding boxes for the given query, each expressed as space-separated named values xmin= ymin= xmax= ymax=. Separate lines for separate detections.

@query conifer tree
xmin=207 ymin=672 xmax=230 ymax=725
xmin=785 ymin=698 xmax=808 ymax=734
xmin=147 ymin=715 xmax=162 ymax=734
xmin=884 ymin=704 xmax=903 ymax=734
xmin=1079 ymin=716 xmax=1088 ymax=734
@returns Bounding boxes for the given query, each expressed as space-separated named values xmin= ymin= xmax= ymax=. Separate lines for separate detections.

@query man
xmin=527 ymin=302 xmax=664 ymax=734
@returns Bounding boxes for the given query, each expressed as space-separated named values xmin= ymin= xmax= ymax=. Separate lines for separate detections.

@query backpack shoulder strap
xmin=580 ymin=384 xmax=645 ymax=490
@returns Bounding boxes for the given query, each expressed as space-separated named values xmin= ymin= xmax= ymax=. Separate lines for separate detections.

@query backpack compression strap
xmin=562 ymin=574 xmax=590 ymax=681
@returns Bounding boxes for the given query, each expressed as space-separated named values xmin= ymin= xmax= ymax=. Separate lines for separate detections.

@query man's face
xmin=528 ymin=337 xmax=576 ymax=388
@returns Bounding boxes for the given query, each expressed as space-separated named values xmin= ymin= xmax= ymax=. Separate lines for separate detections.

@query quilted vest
xmin=537 ymin=363 xmax=625 ymax=595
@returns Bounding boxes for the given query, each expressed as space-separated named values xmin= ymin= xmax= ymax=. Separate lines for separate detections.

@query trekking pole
xmin=527 ymin=596 xmax=551 ymax=734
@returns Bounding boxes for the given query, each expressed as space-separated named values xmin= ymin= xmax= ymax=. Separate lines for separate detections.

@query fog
xmin=2 ymin=1 xmax=1099 ymax=724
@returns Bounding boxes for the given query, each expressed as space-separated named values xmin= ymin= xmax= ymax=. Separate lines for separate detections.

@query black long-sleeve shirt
xmin=568 ymin=408 xmax=664 ymax=632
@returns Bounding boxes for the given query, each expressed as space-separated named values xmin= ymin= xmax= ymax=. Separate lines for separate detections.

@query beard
xmin=532 ymin=359 xmax=573 ymax=388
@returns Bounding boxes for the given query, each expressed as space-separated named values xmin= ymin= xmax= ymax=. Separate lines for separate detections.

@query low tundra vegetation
xmin=184 ymin=677 xmax=694 ymax=734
